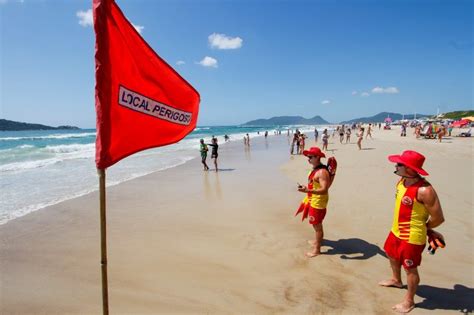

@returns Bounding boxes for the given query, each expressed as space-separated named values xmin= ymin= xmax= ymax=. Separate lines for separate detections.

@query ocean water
xmin=0 ymin=125 xmax=328 ymax=224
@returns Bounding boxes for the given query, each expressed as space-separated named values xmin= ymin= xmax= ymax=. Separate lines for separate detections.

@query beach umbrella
xmin=93 ymin=0 xmax=200 ymax=313
xmin=452 ymin=119 xmax=471 ymax=128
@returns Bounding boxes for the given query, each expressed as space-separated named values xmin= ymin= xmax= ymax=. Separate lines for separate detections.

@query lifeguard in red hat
xmin=295 ymin=147 xmax=337 ymax=258
xmin=379 ymin=150 xmax=445 ymax=313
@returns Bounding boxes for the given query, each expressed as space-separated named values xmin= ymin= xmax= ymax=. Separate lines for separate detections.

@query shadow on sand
xmin=416 ymin=284 xmax=473 ymax=314
xmin=361 ymin=147 xmax=376 ymax=150
xmin=212 ymin=168 xmax=236 ymax=172
xmin=322 ymin=238 xmax=386 ymax=260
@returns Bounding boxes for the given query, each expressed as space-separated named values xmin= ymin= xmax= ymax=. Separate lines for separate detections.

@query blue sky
xmin=1 ymin=0 xmax=472 ymax=127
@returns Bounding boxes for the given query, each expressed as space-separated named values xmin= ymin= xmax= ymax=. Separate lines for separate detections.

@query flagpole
xmin=98 ymin=168 xmax=109 ymax=315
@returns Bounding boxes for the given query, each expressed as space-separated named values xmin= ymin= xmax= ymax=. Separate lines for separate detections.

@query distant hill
xmin=0 ymin=119 xmax=80 ymax=131
xmin=242 ymin=115 xmax=329 ymax=126
xmin=340 ymin=112 xmax=431 ymax=124
xmin=439 ymin=110 xmax=474 ymax=120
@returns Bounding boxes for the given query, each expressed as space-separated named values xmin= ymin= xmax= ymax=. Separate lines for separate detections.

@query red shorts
xmin=384 ymin=232 xmax=425 ymax=269
xmin=308 ymin=208 xmax=326 ymax=225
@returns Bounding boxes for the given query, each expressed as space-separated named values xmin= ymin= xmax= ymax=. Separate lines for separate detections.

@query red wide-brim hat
xmin=303 ymin=147 xmax=326 ymax=158
xmin=388 ymin=150 xmax=429 ymax=176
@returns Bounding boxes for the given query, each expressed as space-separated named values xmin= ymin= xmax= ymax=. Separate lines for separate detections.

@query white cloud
xmin=321 ymin=100 xmax=331 ymax=105
xmin=208 ymin=33 xmax=243 ymax=50
xmin=197 ymin=56 xmax=218 ymax=68
xmin=132 ymin=23 xmax=144 ymax=34
xmin=176 ymin=60 xmax=185 ymax=65
xmin=371 ymin=86 xmax=399 ymax=94
xmin=76 ymin=9 xmax=93 ymax=27
xmin=352 ymin=91 xmax=358 ymax=96
xmin=76 ymin=9 xmax=143 ymax=33
xmin=361 ymin=92 xmax=370 ymax=97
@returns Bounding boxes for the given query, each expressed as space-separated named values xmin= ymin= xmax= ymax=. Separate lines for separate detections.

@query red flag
xmin=93 ymin=0 xmax=200 ymax=169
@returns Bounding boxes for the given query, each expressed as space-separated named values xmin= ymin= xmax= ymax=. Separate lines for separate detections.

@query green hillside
xmin=440 ymin=110 xmax=474 ymax=120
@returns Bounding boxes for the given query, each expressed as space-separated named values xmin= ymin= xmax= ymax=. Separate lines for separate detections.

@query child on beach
xmin=295 ymin=147 xmax=336 ymax=257
xmin=199 ymin=139 xmax=209 ymax=171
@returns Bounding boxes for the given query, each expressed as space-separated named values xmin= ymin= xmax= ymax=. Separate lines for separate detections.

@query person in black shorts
xmin=207 ymin=137 xmax=219 ymax=171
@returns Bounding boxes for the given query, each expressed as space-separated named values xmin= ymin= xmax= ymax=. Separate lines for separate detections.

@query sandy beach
xmin=1 ymin=126 xmax=473 ymax=314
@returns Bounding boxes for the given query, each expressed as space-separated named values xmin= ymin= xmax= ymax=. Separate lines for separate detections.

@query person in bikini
xmin=366 ymin=123 xmax=373 ymax=139
xmin=295 ymin=147 xmax=336 ymax=257
xmin=322 ymin=129 xmax=329 ymax=151
xmin=379 ymin=150 xmax=445 ymax=313
xmin=357 ymin=127 xmax=364 ymax=150
xmin=345 ymin=127 xmax=351 ymax=143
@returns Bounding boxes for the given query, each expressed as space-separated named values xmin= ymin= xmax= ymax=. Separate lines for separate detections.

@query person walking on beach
xmin=314 ymin=128 xmax=319 ymax=142
xmin=366 ymin=124 xmax=373 ymax=139
xmin=291 ymin=130 xmax=300 ymax=154
xmin=357 ymin=127 xmax=364 ymax=150
xmin=199 ymin=139 xmax=209 ymax=171
xmin=345 ymin=127 xmax=351 ymax=143
xmin=339 ymin=126 xmax=345 ymax=143
xmin=299 ymin=134 xmax=306 ymax=154
xmin=207 ymin=138 xmax=219 ymax=171
xmin=245 ymin=133 xmax=251 ymax=146
xmin=414 ymin=125 xmax=421 ymax=138
xmin=401 ymin=123 xmax=407 ymax=137
xmin=322 ymin=129 xmax=329 ymax=151
xmin=295 ymin=147 xmax=336 ymax=257
xmin=437 ymin=126 xmax=446 ymax=143
xmin=379 ymin=150 xmax=445 ymax=313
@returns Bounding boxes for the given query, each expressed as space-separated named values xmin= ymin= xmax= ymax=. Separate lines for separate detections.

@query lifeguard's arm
xmin=418 ymin=185 xmax=445 ymax=229
xmin=311 ymin=170 xmax=330 ymax=195
xmin=328 ymin=173 xmax=335 ymax=187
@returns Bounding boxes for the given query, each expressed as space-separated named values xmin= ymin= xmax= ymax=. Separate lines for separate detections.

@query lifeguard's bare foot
xmin=392 ymin=301 xmax=415 ymax=313
xmin=378 ymin=279 xmax=403 ymax=288
xmin=305 ymin=251 xmax=321 ymax=258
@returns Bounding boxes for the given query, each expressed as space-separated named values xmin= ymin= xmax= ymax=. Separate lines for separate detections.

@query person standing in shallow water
xmin=199 ymin=139 xmax=209 ymax=171
xmin=379 ymin=150 xmax=445 ymax=314
xmin=206 ymin=138 xmax=219 ymax=171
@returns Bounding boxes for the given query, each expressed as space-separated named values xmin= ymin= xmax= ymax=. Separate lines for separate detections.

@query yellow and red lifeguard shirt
xmin=391 ymin=179 xmax=429 ymax=245
xmin=295 ymin=168 xmax=329 ymax=220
